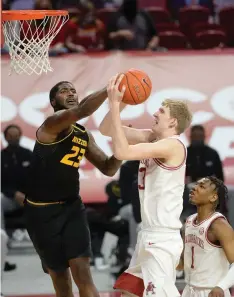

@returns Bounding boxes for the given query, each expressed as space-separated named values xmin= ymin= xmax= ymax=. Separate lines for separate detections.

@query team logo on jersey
xmin=146 ymin=282 xmax=156 ymax=295
xmin=185 ymin=234 xmax=204 ymax=249
xmin=199 ymin=227 xmax=204 ymax=235
xmin=72 ymin=136 xmax=87 ymax=147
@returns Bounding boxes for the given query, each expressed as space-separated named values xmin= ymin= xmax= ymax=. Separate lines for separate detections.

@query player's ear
xmin=169 ymin=117 xmax=177 ymax=129
xmin=210 ymin=193 xmax=218 ymax=203
xmin=50 ymin=98 xmax=56 ymax=108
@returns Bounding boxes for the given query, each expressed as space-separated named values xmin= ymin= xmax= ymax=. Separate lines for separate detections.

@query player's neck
xmin=196 ymin=206 xmax=216 ymax=223
xmin=157 ymin=130 xmax=178 ymax=140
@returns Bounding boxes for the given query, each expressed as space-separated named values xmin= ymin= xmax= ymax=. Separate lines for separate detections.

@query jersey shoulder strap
xmin=73 ymin=123 xmax=86 ymax=133
xmin=185 ymin=213 xmax=197 ymax=226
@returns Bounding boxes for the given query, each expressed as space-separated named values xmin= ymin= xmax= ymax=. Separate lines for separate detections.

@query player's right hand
xmin=107 ymin=74 xmax=126 ymax=104
xmin=208 ymin=287 xmax=225 ymax=297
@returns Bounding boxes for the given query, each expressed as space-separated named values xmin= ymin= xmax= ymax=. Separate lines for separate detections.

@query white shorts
xmin=114 ymin=229 xmax=183 ymax=297
xmin=182 ymin=285 xmax=232 ymax=297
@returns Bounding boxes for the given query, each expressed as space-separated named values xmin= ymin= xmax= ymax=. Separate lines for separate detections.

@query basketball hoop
xmin=2 ymin=10 xmax=69 ymax=75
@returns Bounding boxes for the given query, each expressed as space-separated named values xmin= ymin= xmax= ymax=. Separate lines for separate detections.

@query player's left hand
xmin=208 ymin=287 xmax=225 ymax=297
xmin=107 ymin=74 xmax=126 ymax=104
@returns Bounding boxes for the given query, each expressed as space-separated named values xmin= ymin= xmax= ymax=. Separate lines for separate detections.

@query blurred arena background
xmin=1 ymin=0 xmax=234 ymax=296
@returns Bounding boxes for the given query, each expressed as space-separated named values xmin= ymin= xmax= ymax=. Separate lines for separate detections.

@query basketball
xmin=119 ymin=69 xmax=152 ymax=105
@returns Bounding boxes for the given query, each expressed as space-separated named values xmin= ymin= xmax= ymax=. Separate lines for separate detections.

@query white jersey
xmin=138 ymin=135 xmax=186 ymax=230
xmin=184 ymin=212 xmax=230 ymax=288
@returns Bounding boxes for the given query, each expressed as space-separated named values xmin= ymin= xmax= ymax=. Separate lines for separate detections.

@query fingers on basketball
xmin=108 ymin=75 xmax=117 ymax=92
xmin=114 ymin=73 xmax=122 ymax=84
xmin=115 ymin=74 xmax=125 ymax=96
xmin=120 ymin=84 xmax=126 ymax=97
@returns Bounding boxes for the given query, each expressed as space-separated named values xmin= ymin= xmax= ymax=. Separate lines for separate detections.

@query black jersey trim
xmin=36 ymin=129 xmax=74 ymax=146
xmin=26 ymin=199 xmax=66 ymax=206
xmin=72 ymin=124 xmax=86 ymax=133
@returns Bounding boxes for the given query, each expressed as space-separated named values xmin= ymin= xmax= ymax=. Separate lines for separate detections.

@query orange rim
xmin=2 ymin=10 xmax=68 ymax=21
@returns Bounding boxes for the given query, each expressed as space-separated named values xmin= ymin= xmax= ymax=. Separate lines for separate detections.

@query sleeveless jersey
xmin=184 ymin=212 xmax=229 ymax=288
xmin=27 ymin=123 xmax=89 ymax=202
xmin=138 ymin=135 xmax=186 ymax=230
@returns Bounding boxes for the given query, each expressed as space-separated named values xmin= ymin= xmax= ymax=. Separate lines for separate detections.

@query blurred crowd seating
xmin=1 ymin=0 xmax=234 ymax=54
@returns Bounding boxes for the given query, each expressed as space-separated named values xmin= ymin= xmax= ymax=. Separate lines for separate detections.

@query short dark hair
xmin=207 ymin=176 xmax=229 ymax=217
xmin=191 ymin=125 xmax=205 ymax=133
xmin=4 ymin=124 xmax=22 ymax=138
xmin=49 ymin=81 xmax=70 ymax=103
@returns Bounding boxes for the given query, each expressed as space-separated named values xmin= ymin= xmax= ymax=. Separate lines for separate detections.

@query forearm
xmin=217 ymin=262 xmax=234 ymax=291
xmin=78 ymin=87 xmax=107 ymax=118
xmin=110 ymin=103 xmax=129 ymax=159
xmin=43 ymin=87 xmax=108 ymax=133
xmin=99 ymin=102 xmax=126 ymax=136
xmin=176 ymin=258 xmax=184 ymax=271
xmin=103 ymin=155 xmax=122 ymax=176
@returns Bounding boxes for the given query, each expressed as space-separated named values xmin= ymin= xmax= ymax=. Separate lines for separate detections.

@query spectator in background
xmin=15 ymin=0 xmax=68 ymax=56
xmin=215 ymin=0 xmax=234 ymax=11
xmin=53 ymin=0 xmax=79 ymax=9
xmin=106 ymin=0 xmax=159 ymax=51
xmin=106 ymin=180 xmax=123 ymax=217
xmin=1 ymin=125 xmax=32 ymax=273
xmin=2 ymin=0 xmax=10 ymax=10
xmin=214 ymin=0 xmax=234 ymax=19
xmin=118 ymin=160 xmax=140 ymax=250
xmin=1 ymin=0 xmax=46 ymax=54
xmin=102 ymin=0 xmax=123 ymax=8
xmin=65 ymin=1 xmax=105 ymax=53
xmin=1 ymin=125 xmax=32 ymax=229
xmin=4 ymin=0 xmax=35 ymax=10
xmin=186 ymin=125 xmax=224 ymax=182
xmin=112 ymin=161 xmax=141 ymax=279
xmin=167 ymin=0 xmax=215 ymax=20
xmin=34 ymin=0 xmax=68 ymax=55
xmin=34 ymin=0 xmax=52 ymax=10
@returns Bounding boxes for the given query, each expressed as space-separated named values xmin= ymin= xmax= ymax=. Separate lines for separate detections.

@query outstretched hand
xmin=107 ymin=74 xmax=126 ymax=105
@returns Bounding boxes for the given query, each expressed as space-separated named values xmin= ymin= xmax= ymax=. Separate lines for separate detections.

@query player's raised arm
xmin=107 ymin=74 xmax=192 ymax=161
xmin=99 ymin=101 xmax=153 ymax=145
xmin=42 ymin=81 xmax=107 ymax=135
xmin=116 ymin=137 xmax=183 ymax=160
xmin=208 ymin=219 xmax=234 ymax=297
xmin=107 ymin=76 xmax=184 ymax=160
xmin=85 ymin=131 xmax=122 ymax=177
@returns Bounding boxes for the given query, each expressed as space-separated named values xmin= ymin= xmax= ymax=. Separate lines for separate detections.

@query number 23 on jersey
xmin=60 ymin=145 xmax=85 ymax=168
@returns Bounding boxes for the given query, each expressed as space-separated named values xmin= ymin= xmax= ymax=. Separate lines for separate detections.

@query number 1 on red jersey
xmin=191 ymin=246 xmax=195 ymax=269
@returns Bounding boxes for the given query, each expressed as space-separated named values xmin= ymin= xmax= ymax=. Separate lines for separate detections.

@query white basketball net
xmin=2 ymin=14 xmax=69 ymax=75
